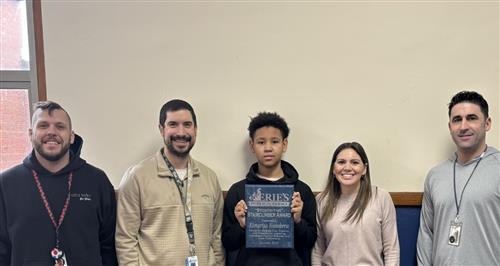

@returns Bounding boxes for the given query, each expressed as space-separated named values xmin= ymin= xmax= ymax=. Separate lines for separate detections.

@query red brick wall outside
xmin=1 ymin=1 xmax=31 ymax=171
xmin=0 ymin=90 xmax=31 ymax=171
xmin=0 ymin=0 xmax=25 ymax=70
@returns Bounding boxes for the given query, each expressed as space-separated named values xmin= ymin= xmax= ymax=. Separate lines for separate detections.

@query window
xmin=0 ymin=0 xmax=45 ymax=171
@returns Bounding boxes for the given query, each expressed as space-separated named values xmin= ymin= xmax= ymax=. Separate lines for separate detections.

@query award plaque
xmin=245 ymin=184 xmax=294 ymax=248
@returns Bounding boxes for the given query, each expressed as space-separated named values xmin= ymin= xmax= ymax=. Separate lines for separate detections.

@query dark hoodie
xmin=0 ymin=135 xmax=118 ymax=266
xmin=222 ymin=161 xmax=317 ymax=266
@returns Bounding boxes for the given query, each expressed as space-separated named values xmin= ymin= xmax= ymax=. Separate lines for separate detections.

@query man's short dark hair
xmin=448 ymin=91 xmax=489 ymax=118
xmin=248 ymin=112 xmax=289 ymax=139
xmin=32 ymin=101 xmax=72 ymax=128
xmin=159 ymin=99 xmax=197 ymax=127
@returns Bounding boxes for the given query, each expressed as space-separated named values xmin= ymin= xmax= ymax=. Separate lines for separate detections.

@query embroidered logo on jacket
xmin=71 ymin=193 xmax=92 ymax=201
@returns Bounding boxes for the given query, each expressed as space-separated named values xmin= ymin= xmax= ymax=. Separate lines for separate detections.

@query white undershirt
xmin=256 ymin=173 xmax=283 ymax=182
xmin=175 ymin=168 xmax=188 ymax=181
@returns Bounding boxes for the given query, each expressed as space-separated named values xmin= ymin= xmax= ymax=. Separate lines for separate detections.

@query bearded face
xmin=30 ymin=109 xmax=74 ymax=163
xmin=160 ymin=109 xmax=197 ymax=159
xmin=164 ymin=133 xmax=194 ymax=158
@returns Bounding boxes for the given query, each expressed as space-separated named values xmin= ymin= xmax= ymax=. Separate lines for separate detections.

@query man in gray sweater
xmin=417 ymin=91 xmax=500 ymax=265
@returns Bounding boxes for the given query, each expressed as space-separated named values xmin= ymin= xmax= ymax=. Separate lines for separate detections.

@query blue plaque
xmin=245 ymin=184 xmax=294 ymax=248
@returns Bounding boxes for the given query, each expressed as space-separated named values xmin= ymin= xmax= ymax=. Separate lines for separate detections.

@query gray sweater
xmin=417 ymin=146 xmax=500 ymax=266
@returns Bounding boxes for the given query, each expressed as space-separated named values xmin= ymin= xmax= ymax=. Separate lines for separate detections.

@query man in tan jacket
xmin=116 ymin=99 xmax=225 ymax=265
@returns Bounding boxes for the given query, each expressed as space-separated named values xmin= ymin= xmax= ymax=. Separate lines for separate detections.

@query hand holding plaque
xmin=291 ymin=192 xmax=303 ymax=224
xmin=234 ymin=200 xmax=248 ymax=228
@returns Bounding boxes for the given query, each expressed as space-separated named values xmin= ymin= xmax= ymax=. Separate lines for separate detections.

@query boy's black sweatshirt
xmin=222 ymin=160 xmax=317 ymax=266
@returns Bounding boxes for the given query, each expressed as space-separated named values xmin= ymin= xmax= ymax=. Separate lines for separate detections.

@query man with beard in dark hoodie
xmin=223 ymin=112 xmax=317 ymax=266
xmin=0 ymin=101 xmax=117 ymax=266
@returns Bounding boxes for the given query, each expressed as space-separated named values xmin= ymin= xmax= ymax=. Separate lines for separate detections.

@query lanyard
xmin=161 ymin=149 xmax=196 ymax=256
xmin=32 ymin=170 xmax=73 ymax=249
xmin=452 ymin=148 xmax=486 ymax=220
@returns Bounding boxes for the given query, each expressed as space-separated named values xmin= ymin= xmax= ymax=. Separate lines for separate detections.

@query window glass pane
xmin=0 ymin=0 xmax=30 ymax=70
xmin=0 ymin=89 xmax=31 ymax=171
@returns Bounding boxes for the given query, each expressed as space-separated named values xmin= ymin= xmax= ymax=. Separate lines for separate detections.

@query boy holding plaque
xmin=222 ymin=112 xmax=317 ymax=266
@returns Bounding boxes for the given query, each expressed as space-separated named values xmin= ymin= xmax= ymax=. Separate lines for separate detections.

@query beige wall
xmin=41 ymin=2 xmax=499 ymax=191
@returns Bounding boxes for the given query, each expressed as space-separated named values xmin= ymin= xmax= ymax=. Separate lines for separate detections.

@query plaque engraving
xmin=245 ymin=184 xmax=294 ymax=248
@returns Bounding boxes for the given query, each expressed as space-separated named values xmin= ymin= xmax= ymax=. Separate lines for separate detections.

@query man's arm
xmin=99 ymin=174 xmax=118 ymax=266
xmin=0 ymin=180 xmax=11 ymax=265
xmin=417 ymin=175 xmax=435 ymax=266
xmin=115 ymin=168 xmax=142 ymax=266
xmin=210 ymin=176 xmax=225 ymax=265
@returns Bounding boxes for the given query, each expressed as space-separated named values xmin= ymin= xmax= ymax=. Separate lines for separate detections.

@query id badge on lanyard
xmin=161 ymin=150 xmax=198 ymax=265
xmin=186 ymin=255 xmax=199 ymax=266
xmin=32 ymin=170 xmax=72 ymax=266
xmin=448 ymin=219 xmax=462 ymax=246
xmin=52 ymin=248 xmax=69 ymax=266
xmin=449 ymin=151 xmax=484 ymax=247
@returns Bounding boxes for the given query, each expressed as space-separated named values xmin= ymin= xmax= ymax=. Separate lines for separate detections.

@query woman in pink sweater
xmin=312 ymin=142 xmax=400 ymax=266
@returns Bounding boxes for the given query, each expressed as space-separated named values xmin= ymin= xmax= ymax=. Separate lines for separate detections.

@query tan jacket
xmin=116 ymin=149 xmax=225 ymax=265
